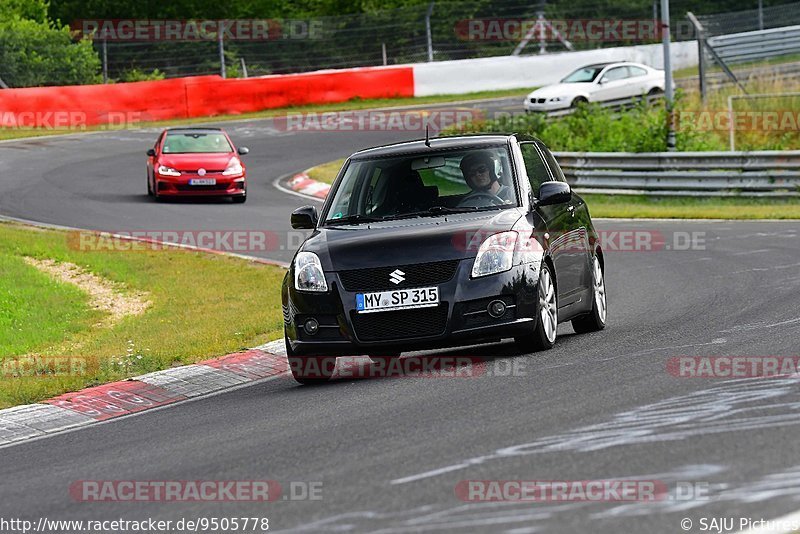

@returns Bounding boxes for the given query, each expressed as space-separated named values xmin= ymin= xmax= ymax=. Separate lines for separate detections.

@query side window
xmin=629 ymin=66 xmax=647 ymax=77
xmin=328 ymin=161 xmax=362 ymax=218
xmin=365 ymin=167 xmax=387 ymax=215
xmin=537 ymin=142 xmax=568 ymax=183
xmin=601 ymin=67 xmax=629 ymax=83
xmin=520 ymin=142 xmax=553 ymax=195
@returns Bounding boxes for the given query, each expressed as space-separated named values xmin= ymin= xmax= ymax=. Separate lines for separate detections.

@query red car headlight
xmin=157 ymin=164 xmax=181 ymax=177
xmin=222 ymin=158 xmax=243 ymax=176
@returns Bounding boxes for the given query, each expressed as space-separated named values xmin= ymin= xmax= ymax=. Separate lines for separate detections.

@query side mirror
xmin=537 ymin=182 xmax=571 ymax=207
xmin=146 ymin=148 xmax=156 ymax=157
xmin=237 ymin=146 xmax=250 ymax=155
xmin=291 ymin=206 xmax=318 ymax=229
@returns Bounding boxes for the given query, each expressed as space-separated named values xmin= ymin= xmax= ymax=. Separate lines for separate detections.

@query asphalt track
xmin=1 ymin=97 xmax=800 ymax=533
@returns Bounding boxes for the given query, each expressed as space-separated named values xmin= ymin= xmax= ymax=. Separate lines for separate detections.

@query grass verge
xmin=0 ymin=221 xmax=286 ymax=409
xmin=582 ymin=194 xmax=800 ymax=219
xmin=302 ymin=160 xmax=800 ymax=219
xmin=0 ymin=88 xmax=530 ymax=142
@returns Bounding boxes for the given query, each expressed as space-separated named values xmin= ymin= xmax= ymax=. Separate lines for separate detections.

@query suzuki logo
xmin=389 ymin=269 xmax=405 ymax=285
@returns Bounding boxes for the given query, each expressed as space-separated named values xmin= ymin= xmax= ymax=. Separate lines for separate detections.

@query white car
xmin=523 ymin=62 xmax=667 ymax=112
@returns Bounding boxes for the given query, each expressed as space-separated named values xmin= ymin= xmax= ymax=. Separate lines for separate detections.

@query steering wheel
xmin=457 ymin=191 xmax=504 ymax=208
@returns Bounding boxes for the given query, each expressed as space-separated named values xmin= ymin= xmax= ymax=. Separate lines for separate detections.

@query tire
xmin=147 ymin=175 xmax=153 ymax=196
xmin=232 ymin=194 xmax=247 ymax=204
xmin=515 ymin=262 xmax=557 ymax=351
xmin=571 ymin=97 xmax=588 ymax=108
xmin=572 ymin=255 xmax=607 ymax=334
xmin=285 ymin=335 xmax=335 ymax=385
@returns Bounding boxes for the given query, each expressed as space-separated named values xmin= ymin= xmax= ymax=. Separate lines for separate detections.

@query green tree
xmin=0 ymin=0 xmax=101 ymax=87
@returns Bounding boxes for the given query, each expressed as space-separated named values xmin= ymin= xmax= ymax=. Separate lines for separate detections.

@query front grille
xmin=537 ymin=98 xmax=546 ymax=104
xmin=175 ymin=183 xmax=230 ymax=192
xmin=339 ymin=260 xmax=460 ymax=292
xmin=351 ymin=304 xmax=448 ymax=341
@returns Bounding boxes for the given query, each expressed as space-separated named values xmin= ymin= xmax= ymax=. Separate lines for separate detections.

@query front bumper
xmin=156 ymin=174 xmax=246 ymax=197
xmin=523 ymin=99 xmax=571 ymax=112
xmin=283 ymin=259 xmax=541 ymax=356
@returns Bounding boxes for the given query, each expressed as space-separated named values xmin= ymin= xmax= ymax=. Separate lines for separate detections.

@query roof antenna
xmin=424 ymin=125 xmax=431 ymax=147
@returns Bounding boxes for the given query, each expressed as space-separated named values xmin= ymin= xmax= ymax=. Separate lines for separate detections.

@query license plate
xmin=189 ymin=178 xmax=216 ymax=185
xmin=356 ymin=287 xmax=439 ymax=313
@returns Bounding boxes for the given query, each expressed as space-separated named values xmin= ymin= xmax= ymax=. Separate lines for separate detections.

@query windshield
xmin=561 ymin=66 xmax=605 ymax=83
xmin=323 ymin=146 xmax=519 ymax=225
xmin=162 ymin=132 xmax=233 ymax=154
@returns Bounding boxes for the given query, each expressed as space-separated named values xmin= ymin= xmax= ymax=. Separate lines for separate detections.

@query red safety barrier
xmin=0 ymin=66 xmax=415 ymax=129
xmin=184 ymin=66 xmax=415 ymax=117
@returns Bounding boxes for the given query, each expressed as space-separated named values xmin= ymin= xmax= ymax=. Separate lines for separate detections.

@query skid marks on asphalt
xmin=281 ymin=464 xmax=800 ymax=533
xmin=391 ymin=375 xmax=800 ymax=485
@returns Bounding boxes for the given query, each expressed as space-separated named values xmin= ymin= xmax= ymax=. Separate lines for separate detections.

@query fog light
xmin=304 ymin=318 xmax=319 ymax=335
xmin=487 ymin=300 xmax=506 ymax=318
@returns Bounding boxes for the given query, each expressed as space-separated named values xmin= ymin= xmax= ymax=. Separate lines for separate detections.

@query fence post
xmin=240 ymin=58 xmax=248 ymax=78
xmin=425 ymin=2 xmax=435 ymax=62
xmin=218 ymin=31 xmax=227 ymax=79
xmin=0 ymin=76 xmax=8 ymax=89
xmin=382 ymin=42 xmax=388 ymax=66
xmin=102 ymin=38 xmax=108 ymax=84
xmin=687 ymin=13 xmax=706 ymax=102
xmin=661 ymin=0 xmax=676 ymax=151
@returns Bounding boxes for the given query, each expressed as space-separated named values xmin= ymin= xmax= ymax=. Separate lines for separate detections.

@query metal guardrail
xmin=708 ymin=25 xmax=800 ymax=64
xmin=554 ymin=151 xmax=800 ymax=197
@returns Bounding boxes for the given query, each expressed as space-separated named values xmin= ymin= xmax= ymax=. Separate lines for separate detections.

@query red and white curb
xmin=0 ymin=339 xmax=288 ymax=447
xmin=287 ymin=172 xmax=331 ymax=200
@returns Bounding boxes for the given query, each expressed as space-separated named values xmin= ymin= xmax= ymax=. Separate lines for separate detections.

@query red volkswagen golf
xmin=146 ymin=127 xmax=249 ymax=203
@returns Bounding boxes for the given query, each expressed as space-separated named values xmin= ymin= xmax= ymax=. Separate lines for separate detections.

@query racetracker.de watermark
xmin=1 ymin=356 xmax=86 ymax=377
xmin=67 ymin=230 xmax=283 ymax=254
xmin=452 ymin=230 xmax=706 ymax=253
xmin=0 ymin=111 xmax=146 ymax=130
xmin=74 ymin=19 xmax=323 ymax=41
xmin=676 ymin=110 xmax=800 ymax=132
xmin=273 ymin=109 xmax=483 ymax=132
xmin=667 ymin=356 xmax=800 ymax=378
xmin=69 ymin=480 xmax=322 ymax=502
xmin=455 ymin=18 xmax=665 ymax=42
xmin=288 ymin=356 xmax=519 ymax=380
xmin=455 ymin=480 xmax=669 ymax=502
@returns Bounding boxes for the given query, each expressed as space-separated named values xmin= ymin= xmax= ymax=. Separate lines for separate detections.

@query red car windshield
xmin=162 ymin=132 xmax=233 ymax=154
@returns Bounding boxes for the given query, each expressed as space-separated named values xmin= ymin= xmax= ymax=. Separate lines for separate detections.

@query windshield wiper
xmin=325 ymin=214 xmax=384 ymax=225
xmin=386 ymin=206 xmax=480 ymax=220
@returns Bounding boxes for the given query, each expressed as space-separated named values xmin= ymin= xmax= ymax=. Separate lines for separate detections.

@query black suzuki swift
xmin=282 ymin=134 xmax=607 ymax=383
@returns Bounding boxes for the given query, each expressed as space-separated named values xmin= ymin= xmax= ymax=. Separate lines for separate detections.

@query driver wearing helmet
xmin=459 ymin=151 xmax=513 ymax=206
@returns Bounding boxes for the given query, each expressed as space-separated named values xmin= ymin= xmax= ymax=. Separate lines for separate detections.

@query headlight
xmin=157 ymin=165 xmax=181 ymax=177
xmin=549 ymin=96 xmax=563 ymax=102
xmin=222 ymin=158 xmax=243 ymax=176
xmin=472 ymin=231 xmax=517 ymax=278
xmin=294 ymin=252 xmax=327 ymax=292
